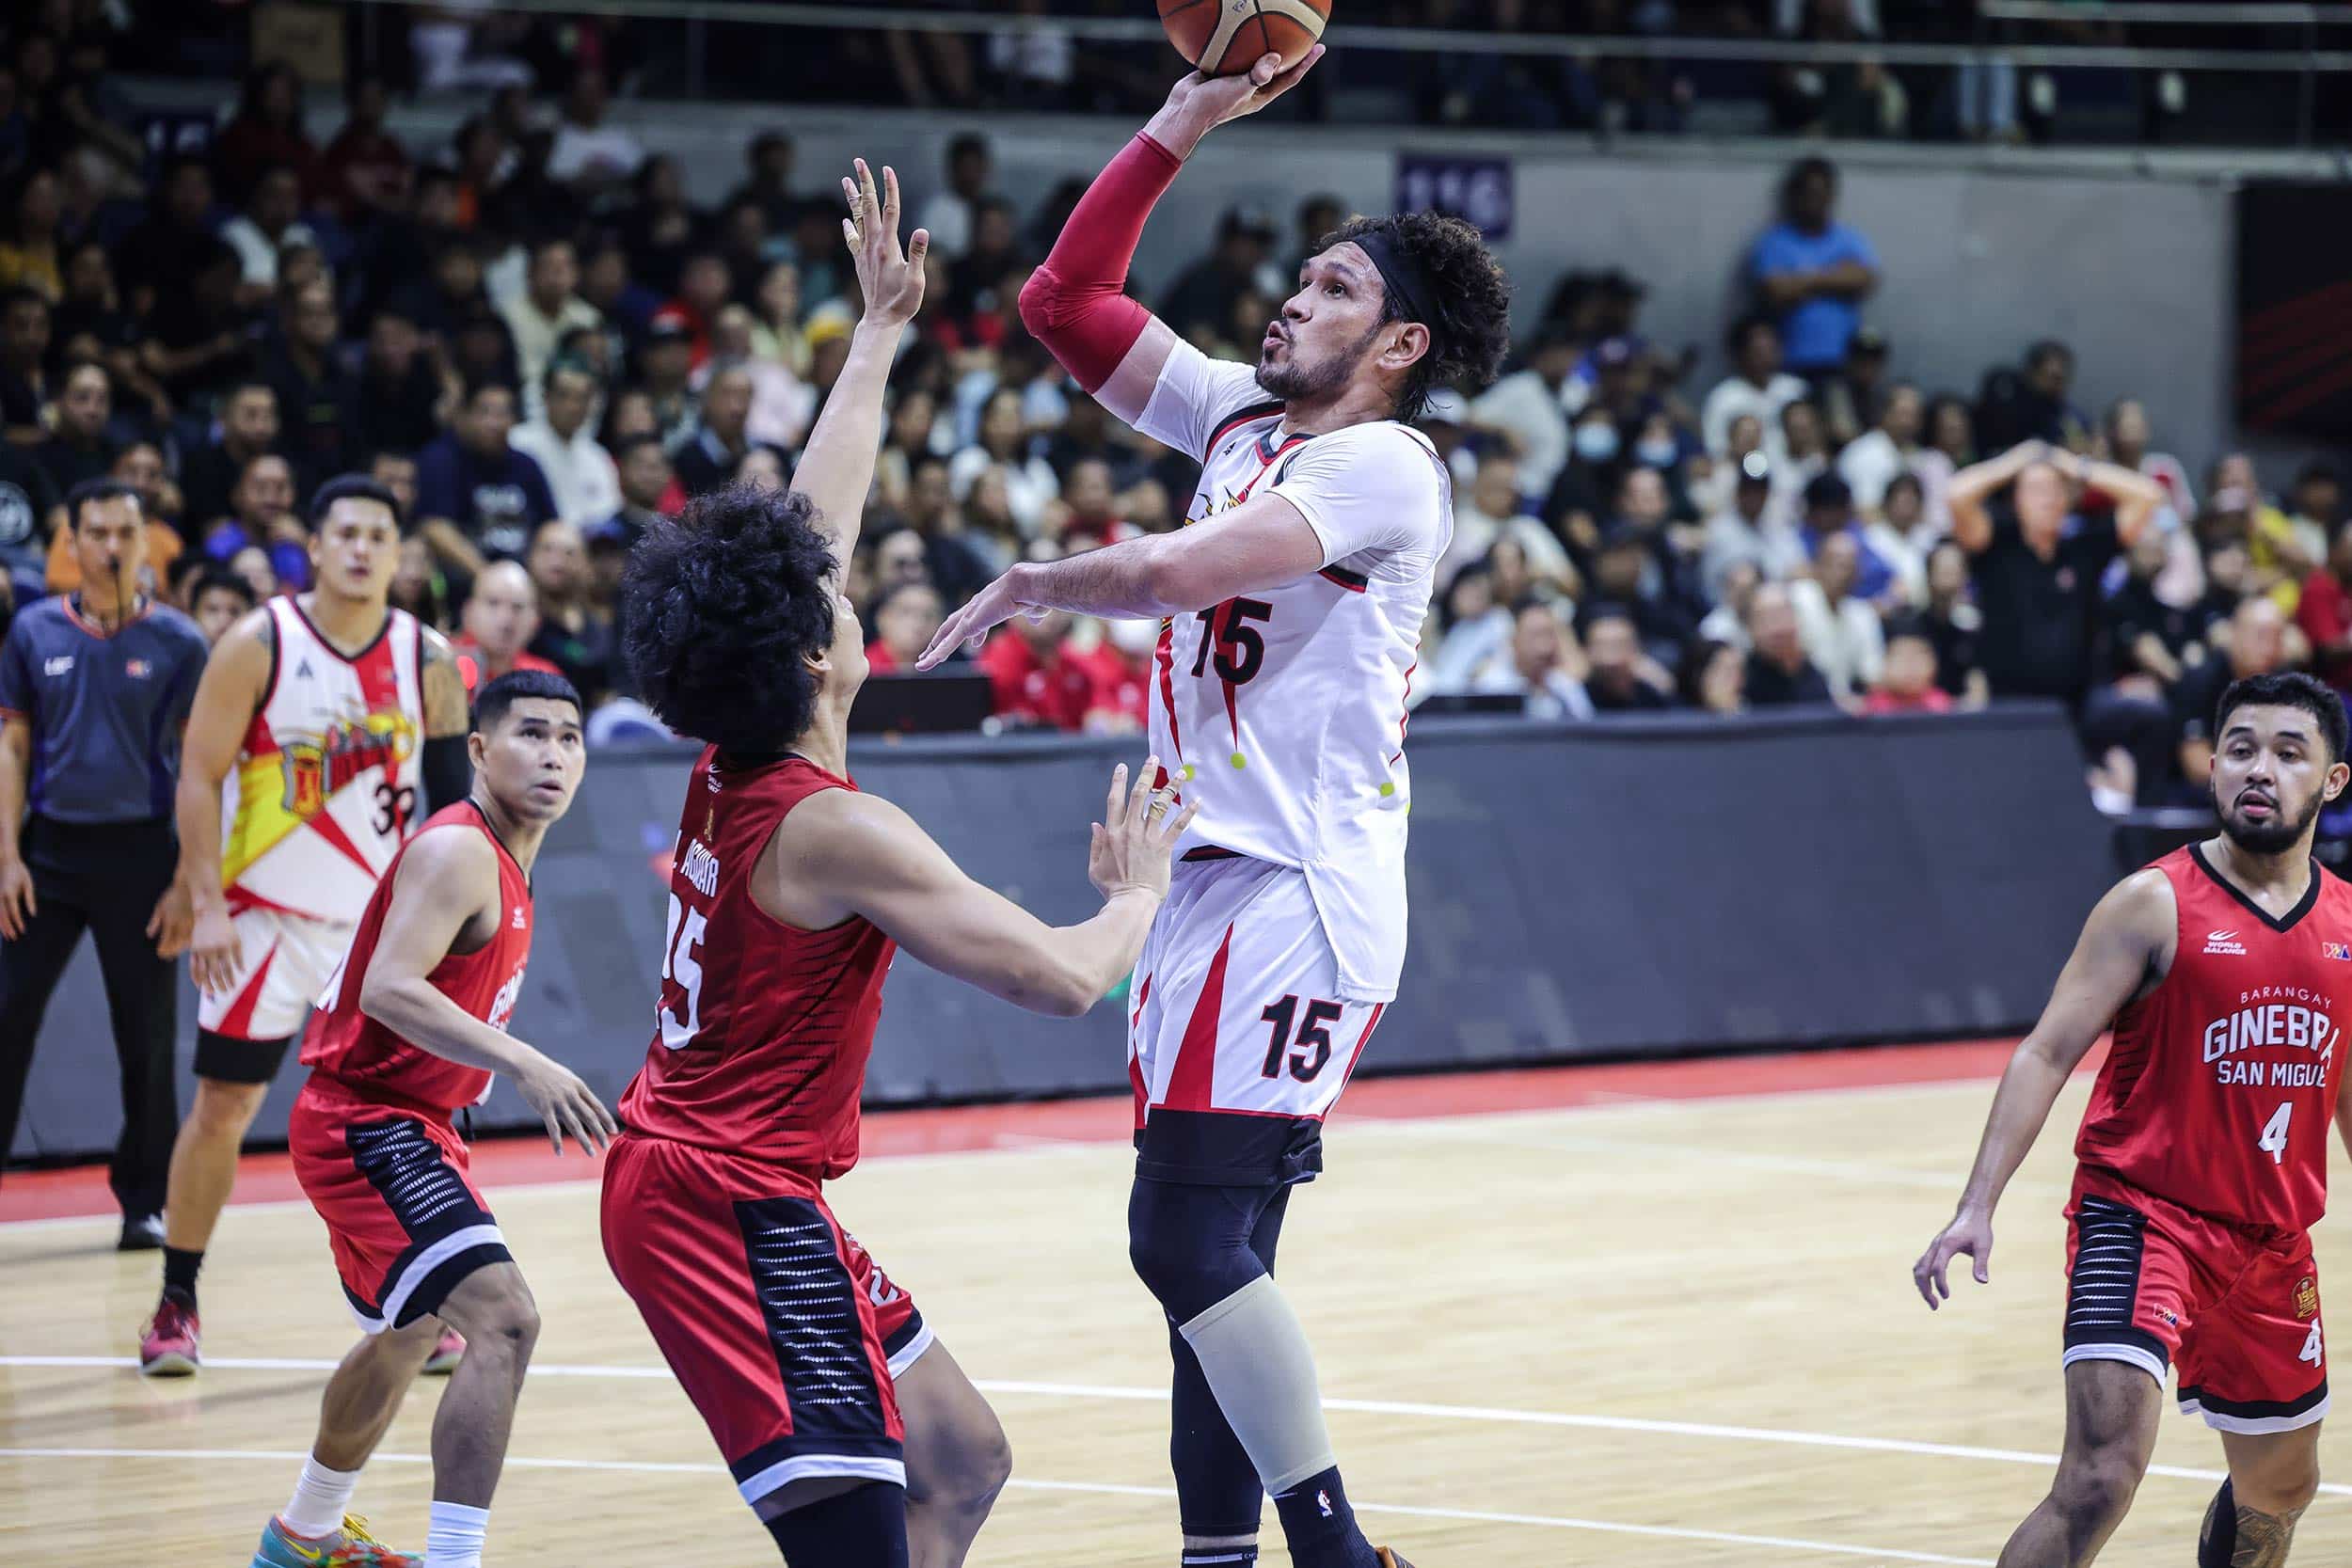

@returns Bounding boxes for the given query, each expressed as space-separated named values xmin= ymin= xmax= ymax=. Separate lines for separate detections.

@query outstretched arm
xmin=1912 ymin=868 xmax=2175 ymax=1308
xmin=1019 ymin=49 xmax=1323 ymax=423
xmin=790 ymin=158 xmax=929 ymax=575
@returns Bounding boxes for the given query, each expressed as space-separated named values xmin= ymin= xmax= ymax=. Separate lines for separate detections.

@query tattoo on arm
xmin=420 ymin=633 xmax=469 ymax=737
xmin=2232 ymin=1503 xmax=2305 ymax=1568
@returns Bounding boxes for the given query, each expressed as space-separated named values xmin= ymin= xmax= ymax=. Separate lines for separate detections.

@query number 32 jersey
xmin=2079 ymin=845 xmax=2352 ymax=1234
xmin=1132 ymin=341 xmax=1454 ymax=1004
xmin=221 ymin=597 xmax=425 ymax=925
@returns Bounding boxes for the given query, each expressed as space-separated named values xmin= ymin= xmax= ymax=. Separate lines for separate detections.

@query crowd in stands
xmin=0 ymin=10 xmax=2343 ymax=812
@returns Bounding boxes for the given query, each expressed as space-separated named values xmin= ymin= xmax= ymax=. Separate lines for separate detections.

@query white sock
xmin=279 ymin=1455 xmax=360 ymax=1539
xmin=424 ymin=1500 xmax=489 ymax=1568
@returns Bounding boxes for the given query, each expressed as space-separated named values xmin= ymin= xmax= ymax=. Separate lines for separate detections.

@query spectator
xmin=735 ymin=444 xmax=789 ymax=493
xmin=116 ymin=155 xmax=218 ymax=320
xmin=1054 ymin=458 xmax=1139 ymax=552
xmin=0 ymin=285 xmax=51 ymax=444
xmin=1789 ymin=529 xmax=1885 ymax=699
xmin=177 ymin=380 xmax=278 ymax=536
xmin=1160 ymin=205 xmax=1280 ymax=347
xmin=1470 ymin=326 xmax=1580 ymax=502
xmin=1918 ymin=393 xmax=1975 ymax=530
xmin=1775 ymin=397 xmax=1830 ymax=509
xmin=0 ymin=440 xmax=56 ymax=597
xmin=500 ymin=238 xmax=602 ymax=419
xmin=1441 ymin=451 xmax=1577 ymax=594
xmin=2286 ymin=461 xmax=2344 ymax=569
xmin=547 ymin=65 xmax=643 ymax=191
xmin=185 ymin=566 xmax=254 ymax=646
xmin=2172 ymin=595 xmax=2291 ymax=793
xmin=1797 ymin=472 xmax=1895 ymax=604
xmin=580 ymin=237 xmax=661 ymax=347
xmin=0 ymin=164 xmax=62 ymax=302
xmin=638 ymin=308 xmax=700 ymax=449
xmin=1836 ymin=380 xmax=1923 ymax=519
xmin=1588 ymin=524 xmax=1697 ymax=666
xmin=865 ymin=580 xmax=946 ymax=676
xmin=668 ymin=250 xmax=734 ymax=372
xmin=415 ymin=380 xmax=558 ymax=571
xmin=2104 ymin=398 xmax=2194 ymax=526
xmin=1863 ymin=618 xmax=1953 ymax=714
xmin=1581 ymin=608 xmax=1675 ymax=711
xmin=354 ymin=307 xmax=456 ymax=457
xmin=259 ymin=279 xmax=357 ymax=496
xmin=35 ymin=360 xmax=112 ymax=495
xmin=1742 ymin=581 xmax=1836 ymax=706
xmin=1470 ymin=599 xmax=1595 ymax=720
xmin=1950 ymin=439 xmax=2162 ymax=705
xmin=137 ymin=236 xmax=252 ymax=410
xmin=1748 ymin=157 xmax=1880 ymax=379
xmin=626 ymin=156 xmax=703 ymax=298
xmin=317 ymin=75 xmax=412 ymax=225
xmin=510 ymin=359 xmax=621 ymax=527
xmin=388 ymin=533 xmax=452 ymax=634
xmin=593 ymin=436 xmax=673 ymax=558
xmin=1702 ymin=315 xmax=1807 ymax=465
xmin=450 ymin=558 xmax=562 ymax=696
xmin=730 ymin=131 xmax=799 ymax=233
xmin=2297 ymin=518 xmax=2352 ymax=698
xmin=1978 ymin=340 xmax=2090 ymax=453
xmin=1703 ymin=451 xmax=1804 ymax=594
xmin=2208 ymin=452 xmax=2313 ymax=607
xmin=672 ymin=362 xmax=756 ymax=499
xmin=891 ymin=457 xmax=993 ymax=606
xmin=228 ymin=543 xmax=276 ymax=602
xmin=53 ymin=242 xmax=163 ymax=431
xmin=212 ymin=62 xmax=318 ymax=205
xmin=1924 ymin=543 xmax=1987 ymax=708
xmin=218 ymin=166 xmax=314 ymax=307
xmin=1817 ymin=324 xmax=1890 ymax=449
xmin=711 ymin=303 xmax=814 ymax=451
xmin=197 ymin=452 xmax=302 ymax=592
xmin=948 ymin=387 xmax=1057 ymax=534
xmin=917 ymin=133 xmax=993 ymax=260
xmin=2105 ymin=527 xmax=2217 ymax=694
xmin=750 ymin=261 xmax=811 ymax=379
xmin=369 ymin=449 xmax=420 ymax=524
xmin=1698 ymin=559 xmax=1763 ymax=650
xmin=1678 ymin=637 xmax=1747 ymax=714
xmin=976 ymin=608 xmax=1117 ymax=730
xmin=1862 ymin=471 xmax=1933 ymax=610
xmin=522 ymin=518 xmax=613 ymax=703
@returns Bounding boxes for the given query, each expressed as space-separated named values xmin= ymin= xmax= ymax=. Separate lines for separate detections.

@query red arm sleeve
xmin=1017 ymin=134 xmax=1182 ymax=394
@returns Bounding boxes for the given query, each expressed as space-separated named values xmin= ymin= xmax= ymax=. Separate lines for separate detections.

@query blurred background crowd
xmin=0 ymin=0 xmax=2343 ymax=808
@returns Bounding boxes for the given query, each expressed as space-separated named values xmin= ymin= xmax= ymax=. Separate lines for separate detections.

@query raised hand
xmin=841 ymin=159 xmax=929 ymax=327
xmin=1088 ymin=755 xmax=1196 ymax=904
xmin=1152 ymin=45 xmax=1327 ymax=155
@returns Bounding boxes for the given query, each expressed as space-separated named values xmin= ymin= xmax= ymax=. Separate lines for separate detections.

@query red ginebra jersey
xmin=620 ymin=750 xmax=896 ymax=1178
xmin=301 ymin=801 xmax=535 ymax=1115
xmin=2077 ymin=845 xmax=2352 ymax=1234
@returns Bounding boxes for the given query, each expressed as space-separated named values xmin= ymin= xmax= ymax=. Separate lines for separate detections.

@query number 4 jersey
xmin=619 ymin=750 xmax=897 ymax=1178
xmin=1132 ymin=340 xmax=1454 ymax=1004
xmin=2078 ymin=845 xmax=2352 ymax=1234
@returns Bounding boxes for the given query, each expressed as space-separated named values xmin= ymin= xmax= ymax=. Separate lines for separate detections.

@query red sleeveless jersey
xmin=300 ymin=801 xmax=535 ymax=1115
xmin=619 ymin=750 xmax=896 ymax=1177
xmin=2077 ymin=844 xmax=2352 ymax=1234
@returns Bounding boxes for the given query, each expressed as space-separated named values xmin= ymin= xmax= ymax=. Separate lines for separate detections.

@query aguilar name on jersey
xmin=1131 ymin=340 xmax=1453 ymax=1003
xmin=221 ymin=598 xmax=424 ymax=924
xmin=2080 ymin=845 xmax=2352 ymax=1234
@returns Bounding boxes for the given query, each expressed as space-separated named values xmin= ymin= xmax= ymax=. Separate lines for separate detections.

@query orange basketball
xmin=1160 ymin=0 xmax=1330 ymax=78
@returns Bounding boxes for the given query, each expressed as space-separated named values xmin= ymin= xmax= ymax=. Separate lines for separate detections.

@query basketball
xmin=1160 ymin=0 xmax=1331 ymax=78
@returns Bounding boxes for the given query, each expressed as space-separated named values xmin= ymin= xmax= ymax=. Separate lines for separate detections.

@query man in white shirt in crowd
xmin=915 ymin=134 xmax=993 ymax=259
xmin=1470 ymin=598 xmax=1594 ymax=720
xmin=1703 ymin=451 xmax=1805 ymax=595
xmin=498 ymin=238 xmax=603 ymax=420
xmin=1837 ymin=379 xmax=1924 ymax=519
xmin=1701 ymin=314 xmax=1807 ymax=467
xmin=1789 ymin=529 xmax=1884 ymax=701
xmin=1438 ymin=451 xmax=1580 ymax=593
xmin=546 ymin=65 xmax=643 ymax=190
xmin=509 ymin=359 xmax=620 ymax=527
xmin=1470 ymin=326 xmax=1580 ymax=504
xmin=220 ymin=167 xmax=317 ymax=307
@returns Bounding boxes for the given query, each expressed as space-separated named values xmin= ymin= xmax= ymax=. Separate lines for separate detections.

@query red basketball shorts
xmin=2063 ymin=1168 xmax=2328 ymax=1433
xmin=599 ymin=1132 xmax=930 ymax=1507
xmin=288 ymin=1081 xmax=512 ymax=1334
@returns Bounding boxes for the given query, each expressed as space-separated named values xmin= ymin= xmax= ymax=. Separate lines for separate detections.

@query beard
xmin=1256 ymin=320 xmax=1383 ymax=404
xmin=2215 ymin=779 xmax=2320 ymax=855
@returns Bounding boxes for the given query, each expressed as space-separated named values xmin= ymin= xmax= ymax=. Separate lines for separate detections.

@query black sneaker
xmin=117 ymin=1213 xmax=165 ymax=1251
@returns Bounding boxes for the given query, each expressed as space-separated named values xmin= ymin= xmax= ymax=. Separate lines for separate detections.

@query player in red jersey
xmin=247 ymin=669 xmax=611 ymax=1568
xmin=601 ymin=162 xmax=1192 ymax=1568
xmin=1917 ymin=671 xmax=2352 ymax=1567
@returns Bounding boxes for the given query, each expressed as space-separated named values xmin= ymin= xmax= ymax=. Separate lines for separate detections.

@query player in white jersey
xmin=140 ymin=475 xmax=472 ymax=1377
xmin=920 ymin=50 xmax=1511 ymax=1568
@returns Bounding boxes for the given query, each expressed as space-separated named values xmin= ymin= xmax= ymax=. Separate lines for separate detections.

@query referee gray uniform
xmin=0 ymin=594 xmax=207 ymax=1224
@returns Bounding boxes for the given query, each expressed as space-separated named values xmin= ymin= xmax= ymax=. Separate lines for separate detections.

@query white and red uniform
xmin=203 ymin=597 xmax=425 ymax=1042
xmin=288 ymin=802 xmax=531 ymax=1332
xmin=2062 ymin=845 xmax=2352 ymax=1433
xmin=1122 ymin=340 xmax=1452 ymax=1183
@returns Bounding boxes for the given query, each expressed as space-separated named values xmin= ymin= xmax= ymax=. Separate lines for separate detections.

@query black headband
xmin=1352 ymin=230 xmax=1440 ymax=351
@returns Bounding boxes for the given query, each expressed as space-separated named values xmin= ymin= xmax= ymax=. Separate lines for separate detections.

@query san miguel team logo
xmin=2297 ymin=1276 xmax=2321 ymax=1319
xmin=279 ymin=715 xmax=418 ymax=816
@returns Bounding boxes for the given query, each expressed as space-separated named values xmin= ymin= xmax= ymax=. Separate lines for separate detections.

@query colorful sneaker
xmin=136 ymin=1295 xmax=199 ymax=1376
xmin=249 ymin=1512 xmax=420 ymax=1567
xmin=1375 ymin=1550 xmax=1417 ymax=1568
xmin=420 ymin=1326 xmax=465 ymax=1375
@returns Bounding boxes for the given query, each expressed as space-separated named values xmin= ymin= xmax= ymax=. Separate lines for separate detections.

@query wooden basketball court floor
xmin=5 ymin=1039 xmax=2349 ymax=1565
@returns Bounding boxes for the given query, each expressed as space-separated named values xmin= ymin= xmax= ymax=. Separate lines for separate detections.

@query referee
xmin=0 ymin=479 xmax=208 ymax=1249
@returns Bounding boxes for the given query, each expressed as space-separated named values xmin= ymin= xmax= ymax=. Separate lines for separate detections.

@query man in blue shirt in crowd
xmin=0 ymin=479 xmax=209 ymax=1248
xmin=1749 ymin=156 xmax=1881 ymax=379
xmin=413 ymin=378 xmax=557 ymax=577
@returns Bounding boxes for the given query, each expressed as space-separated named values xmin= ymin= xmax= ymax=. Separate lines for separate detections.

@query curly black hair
xmin=623 ymin=480 xmax=839 ymax=752
xmin=1317 ymin=212 xmax=1513 ymax=422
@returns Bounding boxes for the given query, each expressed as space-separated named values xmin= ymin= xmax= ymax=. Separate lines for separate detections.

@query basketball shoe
xmin=420 ymin=1326 xmax=465 ymax=1375
xmin=137 ymin=1296 xmax=199 ymax=1376
xmin=249 ymin=1513 xmax=419 ymax=1567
